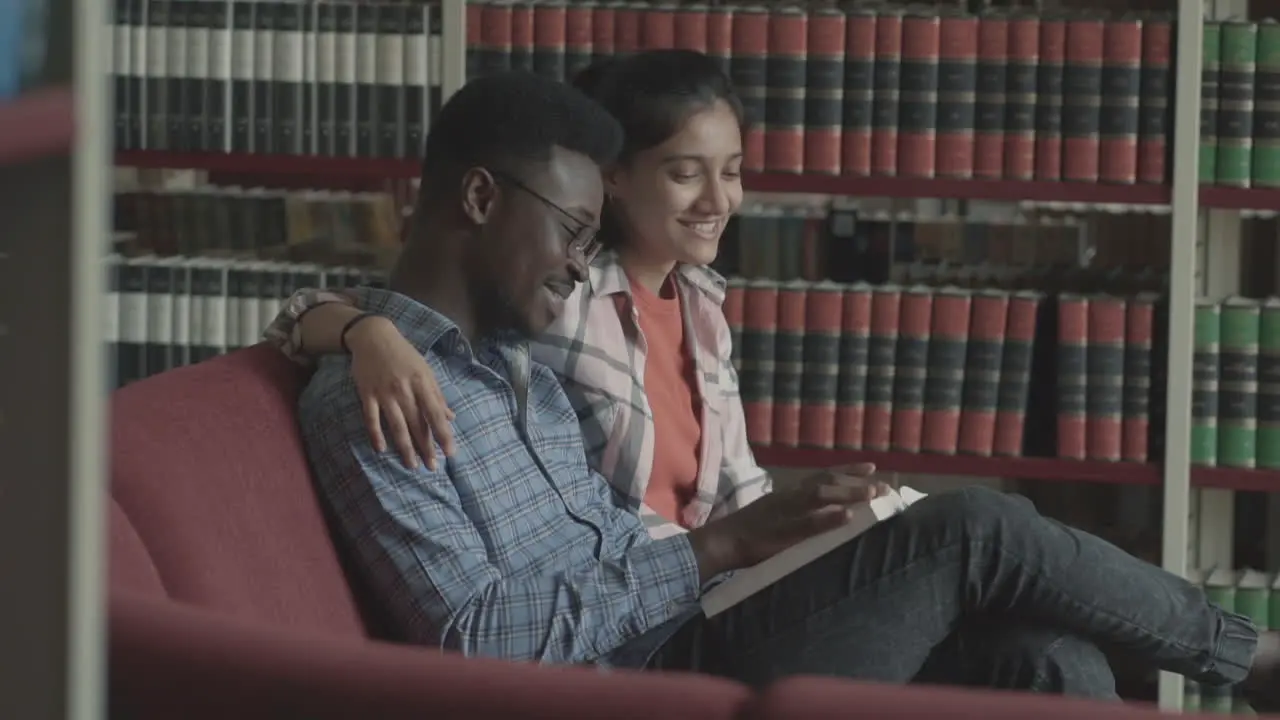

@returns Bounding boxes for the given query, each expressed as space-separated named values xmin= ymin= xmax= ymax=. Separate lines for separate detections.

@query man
xmin=297 ymin=72 xmax=1279 ymax=705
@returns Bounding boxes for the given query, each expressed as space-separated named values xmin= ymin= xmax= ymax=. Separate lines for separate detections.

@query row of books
xmin=1192 ymin=296 xmax=1280 ymax=470
xmin=105 ymin=254 xmax=386 ymax=388
xmin=114 ymin=185 xmax=404 ymax=263
xmin=467 ymin=2 xmax=1174 ymax=184
xmin=108 ymin=0 xmax=446 ymax=157
xmin=725 ymin=281 xmax=1172 ymax=463
xmin=1185 ymin=567 xmax=1278 ymax=713
xmin=1202 ymin=20 xmax=1280 ymax=189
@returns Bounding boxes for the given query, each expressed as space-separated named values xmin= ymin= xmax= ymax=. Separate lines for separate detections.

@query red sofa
xmin=106 ymin=344 xmax=1251 ymax=719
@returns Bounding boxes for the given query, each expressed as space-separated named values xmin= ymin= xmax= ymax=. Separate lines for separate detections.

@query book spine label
xmin=355 ymin=4 xmax=378 ymax=158
xmin=835 ymin=286 xmax=872 ymax=450
xmin=898 ymin=13 xmax=940 ymax=179
xmin=740 ymin=282 xmax=780 ymax=447
xmin=335 ymin=3 xmax=356 ymax=156
xmin=840 ymin=11 xmax=876 ymax=178
xmin=1085 ymin=296 xmax=1126 ymax=462
xmin=890 ymin=288 xmax=932 ymax=452
xmin=316 ymin=3 xmax=337 ymax=156
xmin=147 ymin=0 xmax=170 ymax=150
xmin=277 ymin=2 xmax=304 ymax=155
xmin=301 ymin=3 xmax=316 ymax=154
xmin=1257 ymin=302 xmax=1280 ymax=468
xmin=803 ymin=10 xmax=844 ymax=176
xmin=1202 ymin=22 xmax=1223 ymax=183
xmin=1034 ymin=17 xmax=1065 ymax=181
xmin=564 ymin=4 xmax=594 ymax=79
xmin=403 ymin=6 xmax=426 ymax=158
xmin=119 ymin=261 xmax=149 ymax=384
xmin=1138 ymin=17 xmax=1172 ymax=184
xmin=772 ymin=283 xmax=808 ymax=448
xmin=1219 ymin=301 xmax=1260 ymax=468
xmin=253 ymin=0 xmax=274 ymax=154
xmin=146 ymin=262 xmax=176 ymax=376
xmin=1003 ymin=15 xmax=1039 ymax=180
xmin=129 ymin=0 xmax=147 ymax=149
xmin=863 ymin=287 xmax=901 ymax=451
xmin=972 ymin=14 xmax=1005 ymax=179
xmin=167 ymin=0 xmax=189 ymax=151
xmin=114 ymin=0 xmax=133 ymax=149
xmin=1122 ymin=297 xmax=1155 ymax=462
xmin=1099 ymin=18 xmax=1142 ymax=184
xmin=377 ymin=4 xmax=405 ymax=158
xmin=921 ymin=289 xmax=972 ymax=455
xmin=171 ymin=263 xmax=192 ymax=368
xmin=764 ymin=9 xmax=807 ymax=174
xmin=958 ymin=291 xmax=1009 ymax=456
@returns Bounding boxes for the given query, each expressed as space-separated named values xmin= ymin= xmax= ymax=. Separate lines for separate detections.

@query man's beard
xmin=473 ymin=286 xmax=535 ymax=341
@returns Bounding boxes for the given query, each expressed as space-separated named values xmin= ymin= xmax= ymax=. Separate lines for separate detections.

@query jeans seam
xmin=1028 ymin=634 xmax=1069 ymax=691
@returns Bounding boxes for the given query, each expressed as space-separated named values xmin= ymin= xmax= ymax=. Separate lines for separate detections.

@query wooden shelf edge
xmin=752 ymin=446 xmax=1162 ymax=485
xmin=1192 ymin=466 xmax=1280 ymax=491
xmin=0 ymin=86 xmax=75 ymax=166
xmin=1198 ymin=186 xmax=1280 ymax=211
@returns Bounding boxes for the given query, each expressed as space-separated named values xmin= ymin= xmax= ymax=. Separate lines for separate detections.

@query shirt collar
xmin=585 ymin=250 xmax=728 ymax=305
xmin=354 ymin=287 xmax=523 ymax=358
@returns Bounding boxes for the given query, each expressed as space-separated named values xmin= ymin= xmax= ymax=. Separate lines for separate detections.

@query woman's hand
xmin=345 ymin=317 xmax=456 ymax=470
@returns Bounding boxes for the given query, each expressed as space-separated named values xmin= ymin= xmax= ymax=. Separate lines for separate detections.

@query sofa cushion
xmin=110 ymin=345 xmax=366 ymax=635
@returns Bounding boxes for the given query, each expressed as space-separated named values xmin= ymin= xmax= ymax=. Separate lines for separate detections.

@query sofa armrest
xmin=110 ymin=592 xmax=749 ymax=720
xmin=746 ymin=677 xmax=1192 ymax=720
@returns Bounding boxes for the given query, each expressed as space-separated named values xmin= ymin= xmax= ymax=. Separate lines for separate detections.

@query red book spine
xmin=772 ymin=281 xmax=808 ymax=448
xmin=1138 ymin=16 xmax=1172 ymax=184
xmin=1034 ymin=16 xmax=1066 ymax=181
xmin=835 ymin=284 xmax=873 ymax=450
xmin=1056 ymin=294 xmax=1089 ymax=460
xmin=479 ymin=3 xmax=514 ymax=76
xmin=642 ymin=3 xmax=675 ymax=51
xmin=532 ymin=1 xmax=567 ymax=82
xmin=723 ymin=278 xmax=745 ymax=374
xmin=972 ymin=13 xmax=1006 ymax=179
xmin=1062 ymin=18 xmax=1104 ymax=183
xmin=897 ymin=12 xmax=940 ymax=179
xmin=958 ymin=290 xmax=1009 ymax=456
xmin=509 ymin=2 xmax=535 ymax=73
xmin=706 ymin=6 xmax=734 ymax=76
xmin=922 ymin=288 xmax=972 ymax=455
xmin=741 ymin=280 xmax=779 ymax=447
xmin=938 ymin=12 xmax=980 ymax=179
xmin=731 ymin=7 xmax=769 ymax=173
xmin=614 ymin=2 xmax=641 ymax=57
xmin=872 ymin=10 xmax=904 ymax=177
xmin=564 ymin=4 xmax=594 ymax=81
xmin=804 ymin=8 xmax=845 ymax=175
xmin=864 ymin=285 xmax=902 ymax=451
xmin=1003 ymin=14 xmax=1039 ymax=181
xmin=1100 ymin=17 xmax=1143 ymax=185
xmin=675 ymin=4 xmax=708 ymax=53
xmin=799 ymin=282 xmax=845 ymax=449
xmin=466 ymin=2 xmax=484 ymax=80
xmin=1122 ymin=294 xmax=1156 ymax=461
xmin=590 ymin=3 xmax=615 ymax=66
xmin=841 ymin=9 xmax=877 ymax=177
xmin=764 ymin=7 xmax=807 ymax=174
xmin=891 ymin=287 xmax=934 ymax=453
xmin=1086 ymin=295 xmax=1126 ymax=462
xmin=993 ymin=291 xmax=1040 ymax=457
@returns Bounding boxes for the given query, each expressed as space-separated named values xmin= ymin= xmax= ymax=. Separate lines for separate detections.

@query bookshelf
xmin=103 ymin=0 xmax=1280 ymax=711
xmin=1 ymin=0 xmax=108 ymax=716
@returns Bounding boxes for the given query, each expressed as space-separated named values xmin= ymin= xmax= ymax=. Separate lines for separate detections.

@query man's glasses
xmin=489 ymin=169 xmax=603 ymax=265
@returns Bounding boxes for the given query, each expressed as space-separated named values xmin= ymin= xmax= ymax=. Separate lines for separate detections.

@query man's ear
xmin=601 ymin=163 xmax=624 ymax=198
xmin=459 ymin=167 xmax=499 ymax=226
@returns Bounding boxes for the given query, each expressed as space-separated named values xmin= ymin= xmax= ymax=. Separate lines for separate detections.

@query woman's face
xmin=606 ymin=99 xmax=744 ymax=267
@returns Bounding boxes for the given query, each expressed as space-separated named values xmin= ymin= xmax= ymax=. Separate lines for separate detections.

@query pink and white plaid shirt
xmin=265 ymin=251 xmax=772 ymax=539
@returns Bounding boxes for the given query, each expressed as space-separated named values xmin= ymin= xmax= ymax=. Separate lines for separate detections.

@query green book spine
xmin=1219 ymin=297 xmax=1260 ymax=468
xmin=1259 ymin=298 xmax=1280 ymax=468
xmin=1193 ymin=300 xmax=1222 ymax=466
xmin=1218 ymin=21 xmax=1258 ymax=187
xmin=1254 ymin=20 xmax=1280 ymax=187
xmin=1236 ymin=569 xmax=1271 ymax=630
xmin=1203 ymin=21 xmax=1223 ymax=183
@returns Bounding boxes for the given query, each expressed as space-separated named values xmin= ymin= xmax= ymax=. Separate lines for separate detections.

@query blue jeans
xmin=647 ymin=486 xmax=1257 ymax=698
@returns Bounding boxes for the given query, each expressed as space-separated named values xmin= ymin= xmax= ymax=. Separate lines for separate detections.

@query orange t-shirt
xmin=628 ymin=275 xmax=703 ymax=526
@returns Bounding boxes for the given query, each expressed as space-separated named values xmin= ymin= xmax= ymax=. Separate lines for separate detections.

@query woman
xmin=265 ymin=50 xmax=773 ymax=538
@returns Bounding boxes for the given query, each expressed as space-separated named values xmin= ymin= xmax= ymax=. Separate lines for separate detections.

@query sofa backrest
xmin=109 ymin=345 xmax=368 ymax=636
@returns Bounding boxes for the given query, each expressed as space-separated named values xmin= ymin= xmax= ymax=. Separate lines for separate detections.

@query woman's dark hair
xmin=572 ymin=50 xmax=745 ymax=250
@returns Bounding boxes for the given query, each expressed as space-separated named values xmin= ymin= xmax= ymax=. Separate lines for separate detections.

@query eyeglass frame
xmin=487 ymin=168 xmax=603 ymax=265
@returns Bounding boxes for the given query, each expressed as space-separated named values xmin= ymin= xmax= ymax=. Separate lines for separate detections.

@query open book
xmin=700 ymin=486 xmax=928 ymax=618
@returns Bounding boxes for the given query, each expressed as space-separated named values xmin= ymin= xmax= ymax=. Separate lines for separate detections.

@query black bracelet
xmin=339 ymin=312 xmax=381 ymax=354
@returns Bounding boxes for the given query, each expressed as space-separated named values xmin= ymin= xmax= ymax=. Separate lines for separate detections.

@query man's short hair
xmin=421 ymin=72 xmax=624 ymax=188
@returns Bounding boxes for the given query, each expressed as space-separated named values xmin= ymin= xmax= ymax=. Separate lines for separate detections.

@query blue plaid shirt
xmin=297 ymin=288 xmax=704 ymax=666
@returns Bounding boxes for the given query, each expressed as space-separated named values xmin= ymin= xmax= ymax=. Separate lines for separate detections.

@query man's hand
xmin=687 ymin=463 xmax=889 ymax=583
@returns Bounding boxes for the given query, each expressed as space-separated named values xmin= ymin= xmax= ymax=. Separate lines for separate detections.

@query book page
xmin=700 ymin=487 xmax=927 ymax=619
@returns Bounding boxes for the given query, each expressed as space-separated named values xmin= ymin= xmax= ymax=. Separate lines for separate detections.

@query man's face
xmin=466 ymin=147 xmax=603 ymax=337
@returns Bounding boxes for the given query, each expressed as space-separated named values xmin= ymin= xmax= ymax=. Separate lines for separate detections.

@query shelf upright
xmin=1158 ymin=0 xmax=1208 ymax=710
